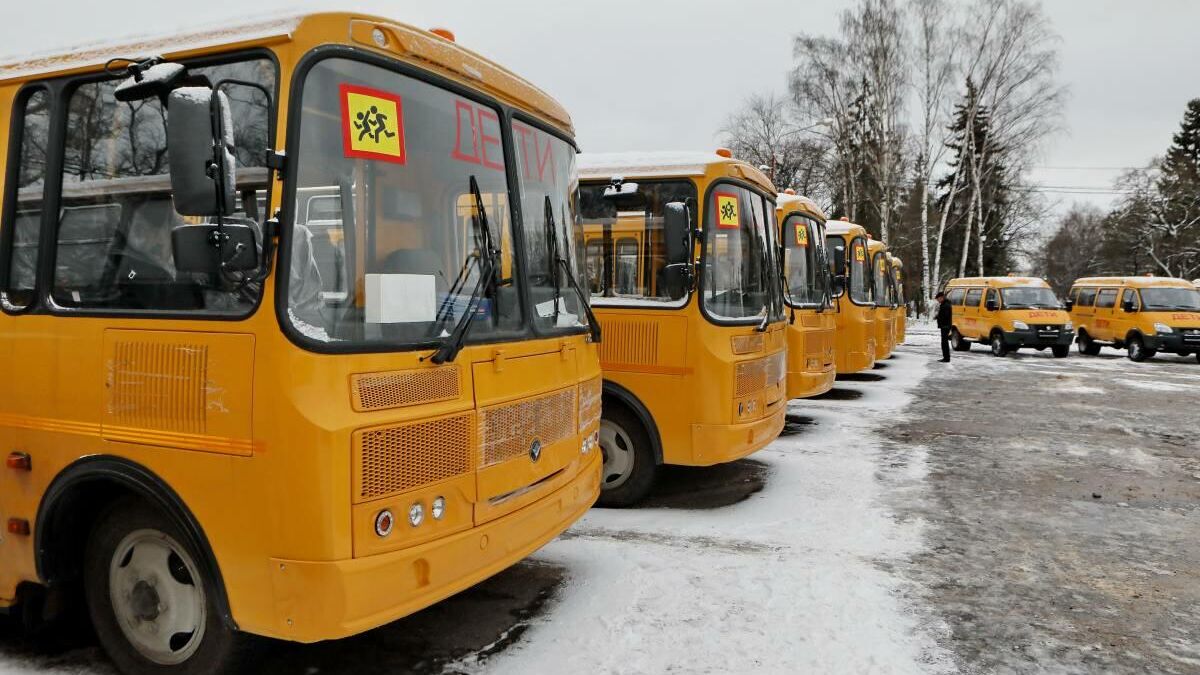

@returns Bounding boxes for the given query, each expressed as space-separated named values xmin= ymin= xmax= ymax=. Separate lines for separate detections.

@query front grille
xmin=478 ymin=387 xmax=577 ymax=468
xmin=351 ymin=365 xmax=460 ymax=412
xmin=1182 ymin=328 xmax=1200 ymax=343
xmin=356 ymin=413 xmax=473 ymax=500
xmin=735 ymin=358 xmax=768 ymax=397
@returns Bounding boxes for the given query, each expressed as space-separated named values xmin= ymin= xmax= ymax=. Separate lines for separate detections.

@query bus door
xmin=963 ymin=287 xmax=985 ymax=338
xmin=1093 ymin=287 xmax=1120 ymax=341
xmin=983 ymin=288 xmax=1001 ymax=332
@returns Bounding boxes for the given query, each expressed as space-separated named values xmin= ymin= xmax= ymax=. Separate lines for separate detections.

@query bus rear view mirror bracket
xmin=661 ymin=201 xmax=694 ymax=298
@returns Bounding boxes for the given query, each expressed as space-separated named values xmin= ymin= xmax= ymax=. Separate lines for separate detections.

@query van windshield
xmin=1000 ymin=287 xmax=1060 ymax=309
xmin=1141 ymin=287 xmax=1200 ymax=311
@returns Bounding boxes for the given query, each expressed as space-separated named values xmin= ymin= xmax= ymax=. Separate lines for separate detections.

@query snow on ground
xmin=461 ymin=328 xmax=954 ymax=674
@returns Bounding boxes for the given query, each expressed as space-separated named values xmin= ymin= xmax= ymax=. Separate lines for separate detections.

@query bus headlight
xmin=431 ymin=497 xmax=446 ymax=521
xmin=1154 ymin=322 xmax=1173 ymax=334
xmin=1012 ymin=320 xmax=1029 ymax=330
xmin=1063 ymin=321 xmax=1073 ymax=331
xmin=408 ymin=502 xmax=424 ymax=527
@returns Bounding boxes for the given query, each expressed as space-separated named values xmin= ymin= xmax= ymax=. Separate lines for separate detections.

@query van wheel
xmin=990 ymin=332 xmax=1009 ymax=357
xmin=1052 ymin=345 xmax=1070 ymax=358
xmin=950 ymin=328 xmax=970 ymax=352
xmin=1127 ymin=335 xmax=1154 ymax=362
xmin=1196 ymin=353 xmax=1200 ymax=364
xmin=1077 ymin=332 xmax=1101 ymax=356
xmin=596 ymin=407 xmax=657 ymax=507
xmin=85 ymin=499 xmax=244 ymax=675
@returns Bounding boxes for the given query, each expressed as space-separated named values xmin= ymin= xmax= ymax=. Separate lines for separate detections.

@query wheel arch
xmin=601 ymin=381 xmax=663 ymax=465
xmin=35 ymin=455 xmax=236 ymax=629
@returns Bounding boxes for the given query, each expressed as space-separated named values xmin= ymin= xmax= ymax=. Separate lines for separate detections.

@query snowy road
xmin=1 ymin=324 xmax=1197 ymax=674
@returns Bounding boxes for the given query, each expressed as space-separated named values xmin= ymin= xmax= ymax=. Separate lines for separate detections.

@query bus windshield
xmin=287 ymin=57 xmax=585 ymax=348
xmin=872 ymin=252 xmax=892 ymax=307
xmin=1001 ymin=287 xmax=1061 ymax=309
xmin=782 ymin=213 xmax=828 ymax=307
xmin=1141 ymin=287 xmax=1200 ymax=311
xmin=702 ymin=184 xmax=783 ymax=323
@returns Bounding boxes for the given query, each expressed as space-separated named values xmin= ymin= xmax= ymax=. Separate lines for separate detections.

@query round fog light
xmin=432 ymin=497 xmax=446 ymax=520
xmin=374 ymin=509 xmax=394 ymax=537
xmin=408 ymin=502 xmax=424 ymax=527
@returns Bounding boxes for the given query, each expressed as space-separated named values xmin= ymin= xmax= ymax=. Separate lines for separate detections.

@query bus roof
xmin=0 ymin=12 xmax=573 ymax=133
xmin=775 ymin=193 xmax=827 ymax=221
xmin=824 ymin=220 xmax=868 ymax=237
xmin=1072 ymin=276 xmax=1197 ymax=289
xmin=947 ymin=276 xmax=1050 ymax=289
xmin=578 ymin=151 xmax=775 ymax=194
xmin=867 ymin=239 xmax=886 ymax=255
xmin=889 ymin=255 xmax=903 ymax=269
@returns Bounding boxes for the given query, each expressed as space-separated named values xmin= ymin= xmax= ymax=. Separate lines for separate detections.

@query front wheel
xmin=1127 ymin=335 xmax=1154 ymax=362
xmin=1077 ymin=332 xmax=1101 ymax=356
xmin=85 ymin=499 xmax=244 ymax=675
xmin=596 ymin=407 xmax=657 ymax=507
xmin=950 ymin=328 xmax=970 ymax=352
xmin=990 ymin=332 xmax=1009 ymax=357
xmin=1052 ymin=344 xmax=1070 ymax=358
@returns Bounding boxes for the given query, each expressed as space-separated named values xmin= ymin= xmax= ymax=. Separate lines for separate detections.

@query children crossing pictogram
xmin=715 ymin=193 xmax=740 ymax=229
xmin=340 ymin=83 xmax=406 ymax=164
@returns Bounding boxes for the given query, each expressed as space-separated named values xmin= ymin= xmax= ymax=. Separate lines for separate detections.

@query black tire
xmin=990 ymin=332 xmax=1009 ymax=357
xmin=1052 ymin=344 xmax=1070 ymax=358
xmin=85 ymin=498 xmax=245 ymax=675
xmin=950 ymin=327 xmax=970 ymax=352
xmin=596 ymin=406 xmax=658 ymax=507
xmin=1127 ymin=335 xmax=1152 ymax=362
xmin=1077 ymin=332 xmax=1101 ymax=356
xmin=1196 ymin=352 xmax=1200 ymax=364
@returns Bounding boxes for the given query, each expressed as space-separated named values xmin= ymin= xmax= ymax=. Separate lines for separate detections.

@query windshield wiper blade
xmin=544 ymin=195 xmax=601 ymax=342
xmin=755 ymin=305 xmax=770 ymax=332
xmin=429 ymin=176 xmax=498 ymax=364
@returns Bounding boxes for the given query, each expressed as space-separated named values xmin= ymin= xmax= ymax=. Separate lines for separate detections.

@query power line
xmin=1030 ymin=165 xmax=1143 ymax=171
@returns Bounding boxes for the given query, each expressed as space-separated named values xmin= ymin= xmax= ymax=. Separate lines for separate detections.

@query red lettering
xmin=535 ymin=132 xmax=555 ymax=182
xmin=451 ymin=100 xmax=479 ymax=165
xmin=513 ymin=122 xmax=535 ymax=180
xmin=477 ymin=108 xmax=504 ymax=171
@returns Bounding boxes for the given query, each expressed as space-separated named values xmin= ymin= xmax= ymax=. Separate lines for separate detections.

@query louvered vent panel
xmin=598 ymin=320 xmax=659 ymax=366
xmin=109 ymin=341 xmax=207 ymax=434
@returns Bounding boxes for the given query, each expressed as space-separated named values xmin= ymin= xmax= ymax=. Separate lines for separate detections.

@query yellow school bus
xmin=578 ymin=151 xmax=787 ymax=506
xmin=825 ymin=220 xmax=876 ymax=373
xmin=868 ymin=239 xmax=896 ymax=360
xmin=945 ymin=277 xmax=1073 ymax=357
xmin=1067 ymin=276 xmax=1200 ymax=362
xmin=0 ymin=13 xmax=602 ymax=672
xmin=775 ymin=192 xmax=836 ymax=399
xmin=890 ymin=255 xmax=906 ymax=344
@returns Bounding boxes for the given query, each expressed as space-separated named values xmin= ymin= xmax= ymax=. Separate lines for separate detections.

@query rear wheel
xmin=1127 ymin=335 xmax=1154 ymax=362
xmin=85 ymin=499 xmax=243 ymax=675
xmin=990 ymin=332 xmax=1009 ymax=357
xmin=1077 ymin=332 xmax=1101 ymax=356
xmin=1052 ymin=344 xmax=1070 ymax=358
xmin=596 ymin=406 xmax=657 ymax=508
xmin=950 ymin=328 xmax=970 ymax=352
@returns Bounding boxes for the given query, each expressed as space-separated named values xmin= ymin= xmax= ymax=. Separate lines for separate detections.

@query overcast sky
xmin=3 ymin=0 xmax=1199 ymax=222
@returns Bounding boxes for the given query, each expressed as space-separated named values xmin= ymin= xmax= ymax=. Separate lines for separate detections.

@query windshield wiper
xmin=755 ymin=304 xmax=770 ymax=332
xmin=544 ymin=196 xmax=601 ymax=342
xmin=429 ymin=176 xmax=498 ymax=364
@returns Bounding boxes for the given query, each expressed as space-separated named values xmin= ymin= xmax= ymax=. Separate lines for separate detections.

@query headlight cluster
xmin=1063 ymin=321 xmax=1073 ymax=331
xmin=375 ymin=496 xmax=447 ymax=538
xmin=1012 ymin=320 xmax=1029 ymax=330
xmin=1154 ymin=322 xmax=1173 ymax=334
xmin=581 ymin=429 xmax=600 ymax=454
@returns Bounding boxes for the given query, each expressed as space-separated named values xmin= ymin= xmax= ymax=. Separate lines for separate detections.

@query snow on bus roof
xmin=578 ymin=151 xmax=728 ymax=179
xmin=0 ymin=13 xmax=304 ymax=81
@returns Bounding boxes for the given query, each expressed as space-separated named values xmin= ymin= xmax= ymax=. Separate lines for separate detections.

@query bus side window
xmin=1122 ymin=288 xmax=1139 ymax=310
xmin=947 ymin=288 xmax=966 ymax=306
xmin=1095 ymin=288 xmax=1117 ymax=309
xmin=985 ymin=288 xmax=999 ymax=311
xmin=964 ymin=288 xmax=983 ymax=307
xmin=1076 ymin=288 xmax=1097 ymax=307
xmin=2 ymin=88 xmax=50 ymax=310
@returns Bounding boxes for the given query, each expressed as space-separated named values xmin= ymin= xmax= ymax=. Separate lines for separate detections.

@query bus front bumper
xmin=1002 ymin=328 xmax=1073 ymax=348
xmin=689 ymin=405 xmax=785 ymax=466
xmin=265 ymin=451 xmax=600 ymax=643
xmin=787 ymin=365 xmax=836 ymax=399
xmin=1145 ymin=330 xmax=1200 ymax=353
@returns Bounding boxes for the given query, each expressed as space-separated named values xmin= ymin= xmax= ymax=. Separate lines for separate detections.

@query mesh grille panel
xmin=578 ymin=376 xmax=602 ymax=431
xmin=767 ymin=351 xmax=788 ymax=386
xmin=735 ymin=358 xmax=768 ymax=398
xmin=478 ymin=388 xmax=577 ymax=468
xmin=351 ymin=366 xmax=460 ymax=412
xmin=357 ymin=413 xmax=473 ymax=500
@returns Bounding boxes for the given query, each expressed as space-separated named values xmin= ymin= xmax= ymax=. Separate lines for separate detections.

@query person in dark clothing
xmin=935 ymin=291 xmax=952 ymax=362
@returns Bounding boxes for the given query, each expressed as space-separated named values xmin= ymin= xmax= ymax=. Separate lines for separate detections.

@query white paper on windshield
xmin=536 ymin=297 xmax=567 ymax=318
xmin=365 ymin=274 xmax=436 ymax=323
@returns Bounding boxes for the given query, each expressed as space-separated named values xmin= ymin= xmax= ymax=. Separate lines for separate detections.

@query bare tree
xmin=719 ymin=92 xmax=835 ymax=204
xmin=908 ymin=0 xmax=958 ymax=306
xmin=790 ymin=35 xmax=861 ymax=217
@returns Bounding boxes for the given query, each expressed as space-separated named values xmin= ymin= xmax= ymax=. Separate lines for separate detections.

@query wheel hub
xmin=129 ymin=580 xmax=161 ymax=622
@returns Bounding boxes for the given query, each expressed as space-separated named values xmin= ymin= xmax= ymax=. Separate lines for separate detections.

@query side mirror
xmin=172 ymin=222 xmax=260 ymax=278
xmin=660 ymin=201 xmax=693 ymax=299
xmin=1064 ymin=299 xmax=1074 ymax=311
xmin=831 ymin=274 xmax=846 ymax=295
xmin=1122 ymin=299 xmax=1137 ymax=313
xmin=985 ymin=299 xmax=999 ymax=312
xmin=601 ymin=178 xmax=645 ymax=210
xmin=168 ymin=87 xmax=236 ymax=216
xmin=832 ymin=245 xmax=846 ymax=277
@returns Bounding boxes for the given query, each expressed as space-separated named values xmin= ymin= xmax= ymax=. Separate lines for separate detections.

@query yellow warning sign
xmin=794 ymin=223 xmax=808 ymax=247
xmin=340 ymin=83 xmax=406 ymax=164
xmin=854 ymin=245 xmax=866 ymax=262
xmin=715 ymin=193 xmax=740 ymax=229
